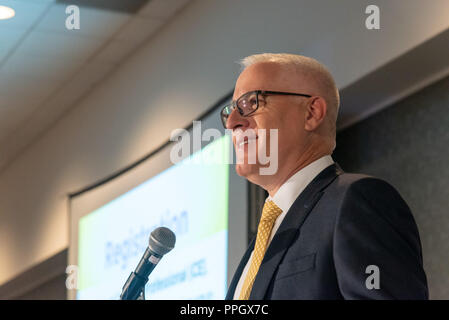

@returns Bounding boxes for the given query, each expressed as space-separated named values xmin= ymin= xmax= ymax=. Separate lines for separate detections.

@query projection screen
xmin=68 ymin=99 xmax=248 ymax=300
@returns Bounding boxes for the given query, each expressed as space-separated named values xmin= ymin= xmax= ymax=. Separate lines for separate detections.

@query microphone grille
xmin=149 ymin=227 xmax=176 ymax=256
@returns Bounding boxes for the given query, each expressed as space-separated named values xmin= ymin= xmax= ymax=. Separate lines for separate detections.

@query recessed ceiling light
xmin=0 ymin=5 xmax=15 ymax=20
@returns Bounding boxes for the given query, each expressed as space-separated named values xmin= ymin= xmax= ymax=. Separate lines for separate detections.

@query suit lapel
xmin=249 ymin=163 xmax=343 ymax=299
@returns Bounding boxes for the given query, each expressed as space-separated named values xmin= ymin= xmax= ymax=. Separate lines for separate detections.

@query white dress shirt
xmin=233 ymin=155 xmax=334 ymax=299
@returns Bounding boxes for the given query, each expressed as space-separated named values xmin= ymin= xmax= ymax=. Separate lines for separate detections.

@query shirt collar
xmin=267 ymin=155 xmax=334 ymax=213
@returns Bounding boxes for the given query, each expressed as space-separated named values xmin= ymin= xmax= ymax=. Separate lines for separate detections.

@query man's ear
xmin=304 ymin=96 xmax=327 ymax=131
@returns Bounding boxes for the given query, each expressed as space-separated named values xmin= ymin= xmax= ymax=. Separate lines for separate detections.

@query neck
xmin=262 ymin=147 xmax=330 ymax=197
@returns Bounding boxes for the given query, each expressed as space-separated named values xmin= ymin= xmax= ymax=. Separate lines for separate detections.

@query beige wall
xmin=1 ymin=0 xmax=448 ymax=285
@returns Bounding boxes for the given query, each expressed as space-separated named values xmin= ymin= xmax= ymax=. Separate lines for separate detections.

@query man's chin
xmin=235 ymin=163 xmax=259 ymax=179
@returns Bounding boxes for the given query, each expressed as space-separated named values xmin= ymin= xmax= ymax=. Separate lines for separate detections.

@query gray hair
xmin=239 ymin=53 xmax=340 ymax=150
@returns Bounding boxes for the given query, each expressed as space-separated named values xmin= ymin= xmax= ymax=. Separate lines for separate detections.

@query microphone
xmin=120 ymin=227 xmax=176 ymax=300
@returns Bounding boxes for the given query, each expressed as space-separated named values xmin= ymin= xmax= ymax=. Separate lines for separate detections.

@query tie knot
xmin=260 ymin=200 xmax=283 ymax=223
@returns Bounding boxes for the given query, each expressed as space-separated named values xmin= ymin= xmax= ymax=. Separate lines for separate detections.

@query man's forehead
xmin=233 ymin=62 xmax=300 ymax=99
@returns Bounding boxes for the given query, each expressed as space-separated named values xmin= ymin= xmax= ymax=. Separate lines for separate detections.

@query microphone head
xmin=148 ymin=227 xmax=176 ymax=256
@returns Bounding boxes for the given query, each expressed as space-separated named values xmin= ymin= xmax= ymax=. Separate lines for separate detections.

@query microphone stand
xmin=120 ymin=271 xmax=149 ymax=300
xmin=137 ymin=288 xmax=145 ymax=300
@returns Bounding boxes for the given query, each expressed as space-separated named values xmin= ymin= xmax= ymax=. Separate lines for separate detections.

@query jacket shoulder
xmin=322 ymin=170 xmax=410 ymax=217
xmin=334 ymin=171 xmax=384 ymax=188
xmin=329 ymin=170 xmax=400 ymax=196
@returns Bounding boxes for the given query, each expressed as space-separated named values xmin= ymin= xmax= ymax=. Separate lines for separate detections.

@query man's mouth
xmin=235 ymin=135 xmax=258 ymax=148
xmin=232 ymin=128 xmax=259 ymax=150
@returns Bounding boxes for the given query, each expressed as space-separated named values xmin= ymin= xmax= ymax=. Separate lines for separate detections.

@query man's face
xmin=227 ymin=62 xmax=310 ymax=182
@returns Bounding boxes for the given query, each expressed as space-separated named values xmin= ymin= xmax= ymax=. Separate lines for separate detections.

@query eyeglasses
xmin=220 ymin=90 xmax=312 ymax=128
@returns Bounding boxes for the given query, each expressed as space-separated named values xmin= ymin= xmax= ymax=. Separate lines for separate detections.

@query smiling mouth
xmin=237 ymin=136 xmax=258 ymax=148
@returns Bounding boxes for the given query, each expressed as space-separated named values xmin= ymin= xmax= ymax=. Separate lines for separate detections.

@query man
xmin=222 ymin=53 xmax=428 ymax=300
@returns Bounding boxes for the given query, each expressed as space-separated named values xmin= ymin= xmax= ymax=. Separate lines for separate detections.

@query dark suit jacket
xmin=226 ymin=163 xmax=428 ymax=300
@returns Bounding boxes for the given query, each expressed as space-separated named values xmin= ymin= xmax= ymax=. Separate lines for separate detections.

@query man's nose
xmin=226 ymin=108 xmax=249 ymax=130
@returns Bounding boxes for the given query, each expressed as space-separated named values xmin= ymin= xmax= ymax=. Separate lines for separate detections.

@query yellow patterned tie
xmin=239 ymin=200 xmax=283 ymax=300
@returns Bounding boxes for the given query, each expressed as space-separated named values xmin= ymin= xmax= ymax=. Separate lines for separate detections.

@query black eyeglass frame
xmin=220 ymin=90 xmax=312 ymax=128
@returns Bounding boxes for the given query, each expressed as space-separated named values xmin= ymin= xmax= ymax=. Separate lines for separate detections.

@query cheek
xmin=253 ymin=113 xmax=282 ymax=131
xmin=283 ymin=110 xmax=304 ymax=134
xmin=277 ymin=118 xmax=305 ymax=153
xmin=253 ymin=111 xmax=303 ymax=146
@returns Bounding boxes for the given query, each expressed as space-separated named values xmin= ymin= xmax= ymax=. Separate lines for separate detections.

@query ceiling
xmin=0 ymin=0 xmax=192 ymax=170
